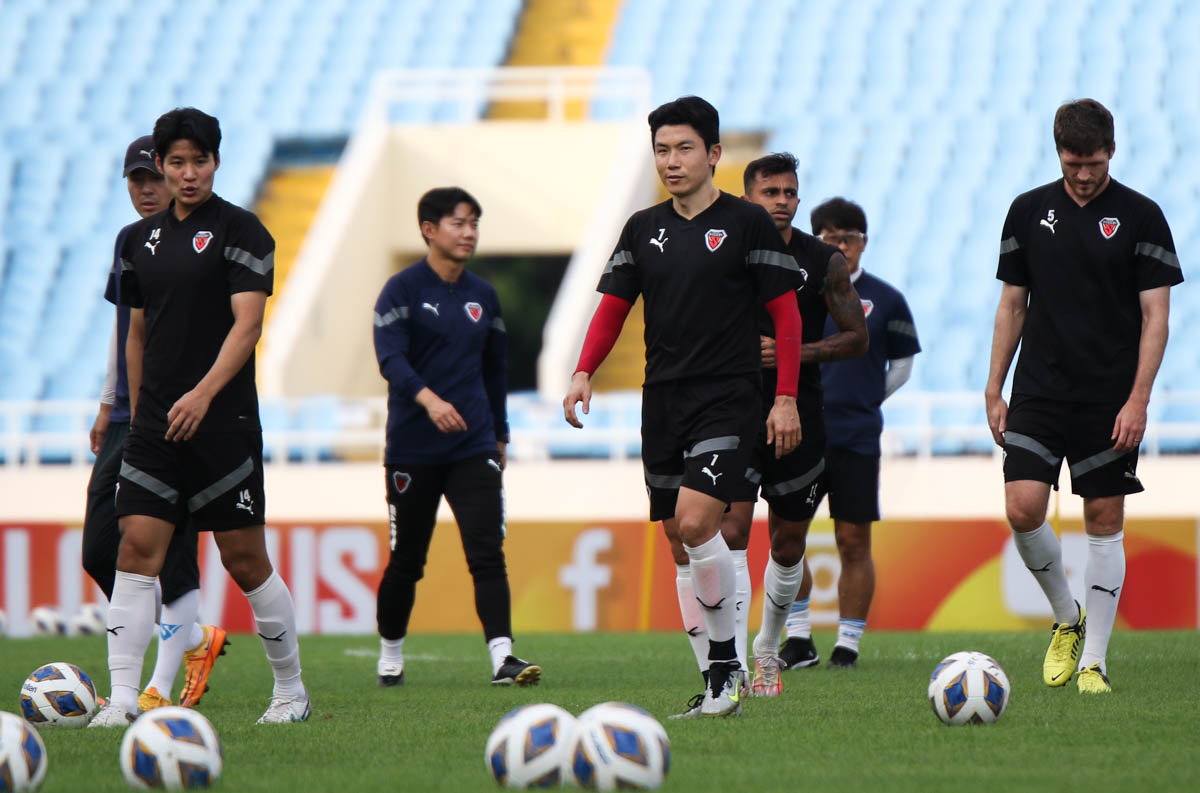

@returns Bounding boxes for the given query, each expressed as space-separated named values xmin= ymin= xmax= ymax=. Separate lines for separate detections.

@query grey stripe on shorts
xmin=188 ymin=457 xmax=255 ymax=513
xmin=762 ymin=458 xmax=826 ymax=497
xmin=1004 ymin=432 xmax=1061 ymax=467
xmin=1071 ymin=447 xmax=1125 ymax=478
xmin=120 ymin=461 xmax=179 ymax=504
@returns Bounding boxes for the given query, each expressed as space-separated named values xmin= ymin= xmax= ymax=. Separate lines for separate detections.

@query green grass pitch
xmin=2 ymin=630 xmax=1198 ymax=792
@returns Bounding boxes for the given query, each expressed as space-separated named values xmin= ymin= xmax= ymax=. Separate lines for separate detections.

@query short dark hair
xmin=810 ymin=197 xmax=868 ymax=235
xmin=743 ymin=152 xmax=799 ymax=193
xmin=153 ymin=107 xmax=221 ymax=159
xmin=1053 ymin=99 xmax=1115 ymax=155
xmin=647 ymin=96 xmax=720 ymax=150
xmin=417 ymin=187 xmax=482 ymax=241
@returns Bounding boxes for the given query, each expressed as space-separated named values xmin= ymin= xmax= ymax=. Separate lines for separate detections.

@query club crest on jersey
xmin=392 ymin=471 xmax=411 ymax=494
xmin=192 ymin=231 xmax=213 ymax=253
xmin=1099 ymin=217 xmax=1120 ymax=239
xmin=861 ymin=299 xmax=874 ymax=317
xmin=704 ymin=229 xmax=727 ymax=252
xmin=464 ymin=302 xmax=483 ymax=322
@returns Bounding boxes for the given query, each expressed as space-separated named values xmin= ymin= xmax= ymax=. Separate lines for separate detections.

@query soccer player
xmin=563 ymin=97 xmax=805 ymax=717
xmin=83 ymin=136 xmax=227 ymax=713
xmin=985 ymin=99 xmax=1182 ymax=693
xmin=780 ymin=197 xmax=921 ymax=671
xmin=90 ymin=108 xmax=309 ymax=726
xmin=373 ymin=187 xmax=539 ymax=688
xmin=668 ymin=154 xmax=869 ymax=710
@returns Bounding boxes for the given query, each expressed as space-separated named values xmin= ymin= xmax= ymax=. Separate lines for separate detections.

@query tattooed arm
xmin=802 ymin=251 xmax=868 ymax=363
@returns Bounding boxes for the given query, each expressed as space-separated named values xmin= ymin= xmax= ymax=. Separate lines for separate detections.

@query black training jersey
xmin=598 ymin=192 xmax=801 ymax=385
xmin=119 ymin=194 xmax=274 ymax=433
xmin=758 ymin=229 xmax=838 ymax=415
xmin=997 ymin=178 xmax=1183 ymax=403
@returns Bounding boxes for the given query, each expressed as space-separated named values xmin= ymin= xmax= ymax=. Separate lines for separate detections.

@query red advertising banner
xmin=1 ymin=518 xmax=1195 ymax=636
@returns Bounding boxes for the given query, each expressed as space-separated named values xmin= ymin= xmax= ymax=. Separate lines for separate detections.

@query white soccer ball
xmin=66 ymin=604 xmax=107 ymax=637
xmin=485 ymin=703 xmax=577 ymax=788
xmin=120 ymin=707 xmax=223 ymax=790
xmin=928 ymin=651 xmax=1011 ymax=725
xmin=570 ymin=702 xmax=670 ymax=791
xmin=29 ymin=607 xmax=66 ymax=637
xmin=0 ymin=710 xmax=48 ymax=791
xmin=19 ymin=662 xmax=99 ymax=728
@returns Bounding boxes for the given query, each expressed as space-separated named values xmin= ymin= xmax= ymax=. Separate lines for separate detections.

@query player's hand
xmin=766 ymin=396 xmax=801 ymax=458
xmin=165 ymin=389 xmax=212 ymax=442
xmin=985 ymin=390 xmax=1007 ymax=448
xmin=760 ymin=335 xmax=776 ymax=368
xmin=497 ymin=441 xmax=507 ymax=471
xmin=423 ymin=395 xmax=468 ymax=433
xmin=1112 ymin=396 xmax=1148 ymax=453
xmin=89 ymin=404 xmax=112 ymax=455
xmin=563 ymin=371 xmax=592 ymax=428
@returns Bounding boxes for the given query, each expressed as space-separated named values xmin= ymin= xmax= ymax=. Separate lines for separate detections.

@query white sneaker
xmin=700 ymin=661 xmax=742 ymax=717
xmin=256 ymin=689 xmax=311 ymax=724
xmin=87 ymin=701 xmax=136 ymax=728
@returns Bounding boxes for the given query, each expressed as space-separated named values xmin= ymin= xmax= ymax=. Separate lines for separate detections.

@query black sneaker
xmin=779 ymin=636 xmax=819 ymax=669
xmin=492 ymin=655 xmax=542 ymax=686
xmin=827 ymin=646 xmax=858 ymax=669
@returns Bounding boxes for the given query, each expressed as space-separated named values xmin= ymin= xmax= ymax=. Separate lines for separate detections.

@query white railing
xmin=2 ymin=391 xmax=1199 ymax=467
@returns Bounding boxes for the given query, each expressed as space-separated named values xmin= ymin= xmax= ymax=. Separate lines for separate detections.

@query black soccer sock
xmin=474 ymin=575 xmax=513 ymax=642
xmin=376 ymin=567 xmax=417 ymax=640
xmin=708 ymin=638 xmax=736 ymax=663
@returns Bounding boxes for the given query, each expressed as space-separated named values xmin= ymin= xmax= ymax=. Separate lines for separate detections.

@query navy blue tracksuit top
xmin=373 ymin=259 xmax=509 ymax=464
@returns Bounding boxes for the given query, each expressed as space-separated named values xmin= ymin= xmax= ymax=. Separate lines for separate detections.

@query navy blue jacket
xmin=373 ymin=259 xmax=509 ymax=464
xmin=103 ymin=224 xmax=136 ymax=423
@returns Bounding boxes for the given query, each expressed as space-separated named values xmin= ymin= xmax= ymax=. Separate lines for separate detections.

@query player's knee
xmin=1005 ymin=500 xmax=1046 ymax=532
xmin=835 ymin=528 xmax=872 ymax=564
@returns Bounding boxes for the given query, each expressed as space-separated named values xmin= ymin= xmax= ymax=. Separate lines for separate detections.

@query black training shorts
xmin=754 ymin=406 xmax=828 ymax=521
xmin=823 ymin=446 xmax=881 ymax=524
xmin=641 ymin=375 xmax=761 ymax=522
xmin=117 ymin=426 xmax=266 ymax=530
xmin=1003 ymin=394 xmax=1143 ymax=498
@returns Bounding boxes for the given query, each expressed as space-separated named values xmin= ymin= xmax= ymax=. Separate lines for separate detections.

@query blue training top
xmin=373 ymin=258 xmax=509 ymax=464
xmin=102 ymin=223 xmax=135 ymax=424
xmin=821 ymin=269 xmax=921 ymax=456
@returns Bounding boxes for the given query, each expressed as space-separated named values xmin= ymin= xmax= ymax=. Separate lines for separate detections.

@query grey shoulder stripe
xmin=120 ymin=461 xmax=179 ymax=505
xmin=1004 ymin=432 xmax=1061 ymax=467
xmin=224 ymin=246 xmax=275 ymax=275
xmin=1135 ymin=242 xmax=1180 ymax=269
xmin=373 ymin=306 xmax=410 ymax=327
xmin=761 ymin=458 xmax=826 ymax=497
xmin=490 ymin=317 xmax=506 ymax=332
xmin=887 ymin=320 xmax=918 ymax=338
xmin=1071 ymin=447 xmax=1126 ymax=478
xmin=188 ymin=457 xmax=255 ymax=513
xmin=999 ymin=237 xmax=1020 ymax=255
xmin=748 ymin=249 xmax=801 ymax=271
xmin=603 ymin=250 xmax=634 ymax=274
xmin=686 ymin=435 xmax=740 ymax=458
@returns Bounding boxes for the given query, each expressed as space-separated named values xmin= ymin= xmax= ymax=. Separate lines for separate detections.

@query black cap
xmin=123 ymin=135 xmax=160 ymax=177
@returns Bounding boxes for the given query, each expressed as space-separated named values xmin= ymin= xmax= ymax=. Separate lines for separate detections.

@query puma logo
xmin=144 ymin=240 xmax=159 ymax=255
xmin=686 ymin=626 xmax=702 ymax=637
xmin=1090 ymin=584 xmax=1121 ymax=598
xmin=695 ymin=596 xmax=726 ymax=611
xmin=139 ymin=149 xmax=154 ymax=158
xmin=765 ymin=592 xmax=790 ymax=611
xmin=257 ymin=630 xmax=287 ymax=642
xmin=1027 ymin=562 xmax=1053 ymax=572
xmin=649 ymin=228 xmax=668 ymax=252
xmin=1040 ymin=209 xmax=1058 ymax=234
xmin=421 ymin=302 xmax=440 ymax=316
xmin=486 ymin=459 xmax=502 ymax=473
xmin=701 ymin=467 xmax=722 ymax=486
xmin=106 ymin=625 xmax=124 ymax=636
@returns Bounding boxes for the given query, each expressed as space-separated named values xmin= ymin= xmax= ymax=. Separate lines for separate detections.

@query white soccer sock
xmin=834 ymin=618 xmax=867 ymax=653
xmin=147 ymin=588 xmax=200 ymax=699
xmin=380 ymin=636 xmax=405 ymax=666
xmin=1079 ymin=531 xmax=1125 ymax=673
xmin=731 ymin=549 xmax=750 ymax=674
xmin=754 ymin=554 xmax=804 ymax=655
xmin=187 ymin=622 xmax=204 ymax=649
xmin=1012 ymin=521 xmax=1078 ymax=624
xmin=153 ymin=579 xmax=163 ymax=625
xmin=674 ymin=564 xmax=709 ymax=674
xmin=488 ymin=636 xmax=513 ymax=675
xmin=245 ymin=572 xmax=305 ymax=698
xmin=785 ymin=598 xmax=812 ymax=639
xmin=683 ymin=532 xmax=736 ymax=658
xmin=106 ymin=571 xmax=158 ymax=712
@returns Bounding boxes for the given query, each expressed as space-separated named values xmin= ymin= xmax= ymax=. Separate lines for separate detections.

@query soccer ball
xmin=66 ymin=604 xmax=107 ymax=637
xmin=485 ymin=703 xmax=577 ymax=788
xmin=120 ymin=707 xmax=223 ymax=790
xmin=570 ymin=702 xmax=670 ymax=791
xmin=29 ymin=607 xmax=66 ymax=637
xmin=0 ymin=710 xmax=48 ymax=791
xmin=19 ymin=662 xmax=99 ymax=727
xmin=928 ymin=651 xmax=1010 ymax=725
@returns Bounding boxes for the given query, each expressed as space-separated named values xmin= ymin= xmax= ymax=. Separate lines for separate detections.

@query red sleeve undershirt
xmin=765 ymin=291 xmax=802 ymax=398
xmin=574 ymin=294 xmax=633 ymax=375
